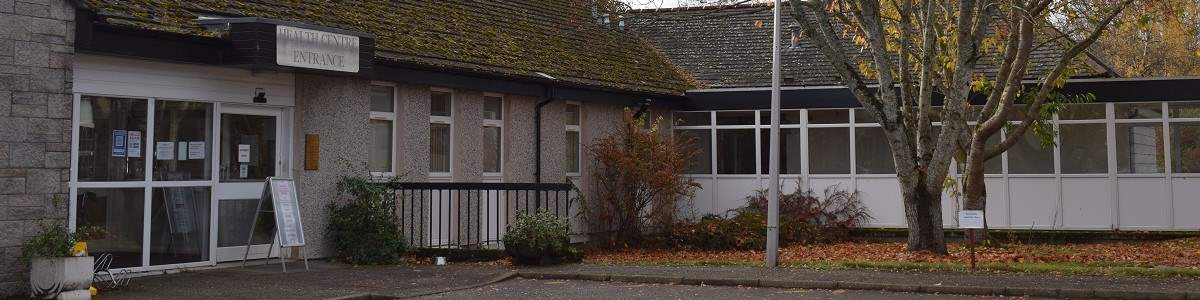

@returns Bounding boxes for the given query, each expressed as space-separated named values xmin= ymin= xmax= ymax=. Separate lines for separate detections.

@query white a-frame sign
xmin=242 ymin=177 xmax=309 ymax=271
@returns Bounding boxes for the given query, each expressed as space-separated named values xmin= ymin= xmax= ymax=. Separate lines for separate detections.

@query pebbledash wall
xmin=0 ymin=0 xmax=76 ymax=294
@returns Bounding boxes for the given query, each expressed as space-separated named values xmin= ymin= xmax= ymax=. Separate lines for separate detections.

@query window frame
xmin=1167 ymin=101 xmax=1200 ymax=176
xmin=70 ymin=93 xmax=225 ymax=271
xmin=368 ymin=82 xmax=398 ymax=177
xmin=565 ymin=101 xmax=582 ymax=177
xmin=429 ymin=87 xmax=454 ymax=177
xmin=482 ymin=93 xmax=504 ymax=177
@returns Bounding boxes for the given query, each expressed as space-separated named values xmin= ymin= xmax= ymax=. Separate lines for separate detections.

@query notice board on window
xmin=261 ymin=177 xmax=306 ymax=247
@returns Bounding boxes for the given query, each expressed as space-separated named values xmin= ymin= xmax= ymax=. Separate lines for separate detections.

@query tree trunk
xmin=963 ymin=136 xmax=992 ymax=241
xmin=902 ymin=179 xmax=947 ymax=254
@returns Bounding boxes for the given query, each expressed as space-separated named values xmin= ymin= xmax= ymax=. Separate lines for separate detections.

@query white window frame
xmin=369 ymin=82 xmax=398 ymax=177
xmin=70 ymin=94 xmax=224 ymax=272
xmin=483 ymin=93 xmax=505 ymax=177
xmin=430 ymin=87 xmax=454 ymax=178
xmin=565 ymin=101 xmax=582 ymax=177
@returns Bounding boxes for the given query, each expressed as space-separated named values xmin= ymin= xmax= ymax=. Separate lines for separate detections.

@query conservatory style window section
xmin=1059 ymin=104 xmax=1108 ymax=174
xmin=1170 ymin=102 xmax=1200 ymax=173
xmin=1116 ymin=103 xmax=1165 ymax=174
xmin=369 ymin=84 xmax=397 ymax=175
xmin=430 ymin=89 xmax=453 ymax=175
xmin=73 ymin=95 xmax=215 ymax=270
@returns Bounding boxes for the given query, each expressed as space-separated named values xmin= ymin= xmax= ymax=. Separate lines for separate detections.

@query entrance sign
xmin=958 ymin=210 xmax=985 ymax=229
xmin=242 ymin=177 xmax=309 ymax=271
xmin=276 ymin=25 xmax=359 ymax=73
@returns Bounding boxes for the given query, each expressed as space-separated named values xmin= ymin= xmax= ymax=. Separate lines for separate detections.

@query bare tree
xmin=788 ymin=0 xmax=1130 ymax=253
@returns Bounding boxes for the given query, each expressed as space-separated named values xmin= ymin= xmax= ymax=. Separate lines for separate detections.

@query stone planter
xmin=30 ymin=256 xmax=94 ymax=300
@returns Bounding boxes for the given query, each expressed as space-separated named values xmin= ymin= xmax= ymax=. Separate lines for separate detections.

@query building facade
xmin=1 ymin=1 xmax=1199 ymax=296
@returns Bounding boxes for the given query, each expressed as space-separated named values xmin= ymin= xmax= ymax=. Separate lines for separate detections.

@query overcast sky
xmin=628 ymin=0 xmax=684 ymax=9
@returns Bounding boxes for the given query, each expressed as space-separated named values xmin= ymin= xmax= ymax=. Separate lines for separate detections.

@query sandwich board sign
xmin=242 ymin=177 xmax=308 ymax=271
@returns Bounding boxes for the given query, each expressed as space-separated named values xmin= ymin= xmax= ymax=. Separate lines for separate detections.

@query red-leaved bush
xmin=582 ymin=110 xmax=700 ymax=248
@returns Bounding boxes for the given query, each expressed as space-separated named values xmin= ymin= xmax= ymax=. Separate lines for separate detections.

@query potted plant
xmin=21 ymin=223 xmax=95 ymax=300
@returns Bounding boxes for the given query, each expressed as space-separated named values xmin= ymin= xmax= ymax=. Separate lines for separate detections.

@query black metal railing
xmin=384 ymin=182 xmax=575 ymax=249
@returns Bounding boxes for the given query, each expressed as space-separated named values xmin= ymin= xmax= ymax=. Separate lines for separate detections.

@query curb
xmin=516 ymin=270 xmax=1198 ymax=300
xmin=389 ymin=271 xmax=518 ymax=299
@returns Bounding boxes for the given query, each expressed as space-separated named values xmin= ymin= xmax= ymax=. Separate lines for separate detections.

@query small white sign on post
xmin=958 ymin=210 xmax=985 ymax=229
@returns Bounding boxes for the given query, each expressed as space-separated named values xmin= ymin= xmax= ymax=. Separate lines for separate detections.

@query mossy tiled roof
xmin=629 ymin=4 xmax=1112 ymax=88
xmin=79 ymin=0 xmax=695 ymax=95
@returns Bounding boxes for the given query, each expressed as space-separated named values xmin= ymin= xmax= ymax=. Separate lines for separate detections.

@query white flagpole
xmin=766 ymin=0 xmax=782 ymax=268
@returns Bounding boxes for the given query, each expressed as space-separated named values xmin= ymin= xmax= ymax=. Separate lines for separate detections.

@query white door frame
xmin=211 ymin=103 xmax=289 ymax=262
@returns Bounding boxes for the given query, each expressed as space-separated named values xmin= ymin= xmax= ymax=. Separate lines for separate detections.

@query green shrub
xmin=668 ymin=183 xmax=871 ymax=250
xmin=503 ymin=211 xmax=582 ymax=265
xmin=21 ymin=223 xmax=76 ymax=262
xmin=329 ymin=176 xmax=407 ymax=265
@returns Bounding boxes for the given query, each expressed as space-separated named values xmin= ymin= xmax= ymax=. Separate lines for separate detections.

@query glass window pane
xmin=1171 ymin=122 xmax=1200 ymax=173
xmin=153 ymin=101 xmax=213 ymax=181
xmin=483 ymin=126 xmax=501 ymax=173
xmin=430 ymin=123 xmax=451 ymax=173
xmin=77 ymin=96 xmax=148 ymax=181
xmin=370 ymin=85 xmax=394 ymax=112
xmin=1169 ymin=102 xmax=1200 ymax=118
xmin=1116 ymin=123 xmax=1164 ymax=173
xmin=1007 ymin=105 xmax=1030 ymax=122
xmin=809 ymin=127 xmax=850 ymax=174
xmin=716 ymin=129 xmax=756 ymax=174
xmin=955 ymin=129 xmax=1002 ymax=174
xmin=369 ymin=120 xmax=392 ymax=173
xmin=484 ymin=96 xmax=503 ymax=120
xmin=150 ymin=187 xmax=210 ymax=265
xmin=1059 ymin=104 xmax=1106 ymax=120
xmin=854 ymin=108 xmax=877 ymax=123
xmin=855 ymin=127 xmax=895 ymax=174
xmin=758 ymin=110 xmax=802 ymax=124
xmin=760 ymin=128 xmax=803 ymax=174
xmin=1007 ymin=129 xmax=1055 ymax=174
xmin=566 ymin=131 xmax=580 ymax=173
xmin=674 ymin=112 xmax=710 ymax=126
xmin=984 ymin=130 xmax=1002 ymax=174
xmin=76 ymin=188 xmax=144 ymax=268
xmin=1116 ymin=103 xmax=1162 ymax=119
xmin=1060 ymin=123 xmax=1108 ymax=173
xmin=565 ymin=104 xmax=581 ymax=126
xmin=431 ymin=91 xmax=452 ymax=117
xmin=716 ymin=111 xmax=755 ymax=125
xmin=808 ymin=109 xmax=849 ymax=124
xmin=217 ymin=198 xmax=274 ymax=247
xmin=676 ymin=129 xmax=712 ymax=174
xmin=220 ymin=114 xmax=276 ymax=182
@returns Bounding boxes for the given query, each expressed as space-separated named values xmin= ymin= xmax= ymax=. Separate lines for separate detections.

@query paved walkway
xmin=520 ymin=264 xmax=1200 ymax=299
xmin=96 ymin=261 xmax=513 ymax=299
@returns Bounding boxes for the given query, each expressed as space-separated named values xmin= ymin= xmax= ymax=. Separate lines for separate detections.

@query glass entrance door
xmin=214 ymin=106 xmax=283 ymax=262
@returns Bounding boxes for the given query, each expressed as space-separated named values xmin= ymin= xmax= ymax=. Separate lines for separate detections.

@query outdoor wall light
xmin=253 ymin=88 xmax=267 ymax=103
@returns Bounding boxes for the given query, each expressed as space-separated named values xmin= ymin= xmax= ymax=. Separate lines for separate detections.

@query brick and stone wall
xmin=0 ymin=0 xmax=75 ymax=296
